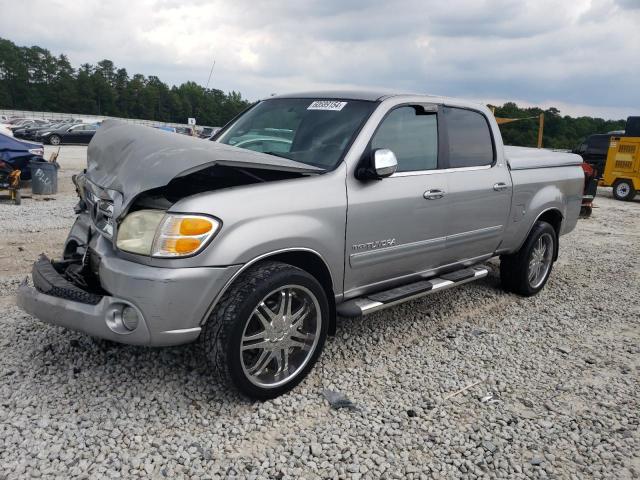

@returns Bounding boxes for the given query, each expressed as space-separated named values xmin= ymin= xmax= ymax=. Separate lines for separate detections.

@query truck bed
xmin=500 ymin=146 xmax=584 ymax=253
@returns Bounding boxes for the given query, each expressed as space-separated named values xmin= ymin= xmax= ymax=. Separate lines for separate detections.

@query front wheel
xmin=500 ymin=221 xmax=557 ymax=296
xmin=48 ymin=134 xmax=61 ymax=146
xmin=201 ymin=261 xmax=329 ymax=399
xmin=612 ymin=179 xmax=636 ymax=201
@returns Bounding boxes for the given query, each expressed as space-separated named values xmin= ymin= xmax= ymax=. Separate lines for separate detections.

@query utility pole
xmin=537 ymin=113 xmax=545 ymax=148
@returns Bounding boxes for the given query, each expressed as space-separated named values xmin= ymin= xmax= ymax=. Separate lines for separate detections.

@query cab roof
xmin=268 ymin=90 xmax=435 ymax=102
xmin=265 ymin=91 xmax=489 ymax=113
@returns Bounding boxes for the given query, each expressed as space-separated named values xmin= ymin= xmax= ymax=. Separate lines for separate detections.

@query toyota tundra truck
xmin=17 ymin=91 xmax=584 ymax=399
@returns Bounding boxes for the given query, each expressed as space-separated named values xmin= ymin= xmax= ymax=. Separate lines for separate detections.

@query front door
xmin=64 ymin=126 xmax=82 ymax=143
xmin=344 ymin=104 xmax=449 ymax=297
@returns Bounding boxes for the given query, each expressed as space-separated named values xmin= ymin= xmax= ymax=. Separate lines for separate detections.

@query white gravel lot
xmin=0 ymin=149 xmax=638 ymax=479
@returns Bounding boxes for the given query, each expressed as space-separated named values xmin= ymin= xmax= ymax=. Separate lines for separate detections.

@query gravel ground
xmin=0 ymin=153 xmax=638 ymax=479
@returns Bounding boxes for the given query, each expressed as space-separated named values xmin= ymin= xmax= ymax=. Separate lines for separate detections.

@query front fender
xmin=202 ymin=214 xmax=342 ymax=288
xmin=168 ymin=164 xmax=348 ymax=290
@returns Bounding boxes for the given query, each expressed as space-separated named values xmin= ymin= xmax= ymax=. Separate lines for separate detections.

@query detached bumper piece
xmin=337 ymin=266 xmax=488 ymax=317
xmin=32 ymin=255 xmax=103 ymax=305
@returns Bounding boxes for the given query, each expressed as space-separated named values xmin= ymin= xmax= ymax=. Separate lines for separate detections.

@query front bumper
xmin=17 ymin=228 xmax=241 ymax=346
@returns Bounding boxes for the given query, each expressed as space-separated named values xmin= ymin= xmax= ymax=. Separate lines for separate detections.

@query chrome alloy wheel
xmin=240 ymin=285 xmax=321 ymax=388
xmin=528 ymin=232 xmax=554 ymax=289
xmin=616 ymin=182 xmax=630 ymax=198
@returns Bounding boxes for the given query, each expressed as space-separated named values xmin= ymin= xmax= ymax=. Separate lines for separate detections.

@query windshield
xmin=217 ymin=98 xmax=376 ymax=169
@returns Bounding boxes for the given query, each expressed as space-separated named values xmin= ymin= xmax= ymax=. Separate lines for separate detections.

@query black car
xmin=13 ymin=121 xmax=69 ymax=140
xmin=9 ymin=119 xmax=49 ymax=132
xmin=40 ymin=123 xmax=99 ymax=145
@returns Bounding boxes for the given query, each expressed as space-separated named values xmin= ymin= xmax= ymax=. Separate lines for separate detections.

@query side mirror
xmin=372 ymin=148 xmax=398 ymax=178
xmin=356 ymin=148 xmax=398 ymax=180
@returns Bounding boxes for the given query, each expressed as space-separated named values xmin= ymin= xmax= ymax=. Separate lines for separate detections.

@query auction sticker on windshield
xmin=307 ymin=100 xmax=348 ymax=111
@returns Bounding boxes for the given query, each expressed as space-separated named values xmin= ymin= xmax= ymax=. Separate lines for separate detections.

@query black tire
xmin=612 ymin=179 xmax=636 ymax=201
xmin=48 ymin=134 xmax=61 ymax=146
xmin=500 ymin=221 xmax=557 ymax=297
xmin=201 ymin=261 xmax=329 ymax=400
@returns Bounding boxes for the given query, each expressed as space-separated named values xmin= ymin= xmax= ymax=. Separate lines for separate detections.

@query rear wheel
xmin=612 ymin=179 xmax=636 ymax=201
xmin=500 ymin=221 xmax=556 ymax=296
xmin=201 ymin=261 xmax=329 ymax=399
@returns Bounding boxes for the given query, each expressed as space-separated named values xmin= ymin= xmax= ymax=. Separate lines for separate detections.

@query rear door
xmin=344 ymin=104 xmax=449 ymax=296
xmin=441 ymin=106 xmax=512 ymax=264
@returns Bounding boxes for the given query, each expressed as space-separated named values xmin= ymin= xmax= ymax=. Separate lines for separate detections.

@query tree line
xmin=0 ymin=37 xmax=628 ymax=145
xmin=490 ymin=103 xmax=626 ymax=150
xmin=0 ymin=38 xmax=250 ymax=126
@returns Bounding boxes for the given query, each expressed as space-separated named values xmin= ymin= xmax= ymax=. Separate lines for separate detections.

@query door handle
xmin=493 ymin=183 xmax=509 ymax=192
xmin=424 ymin=189 xmax=445 ymax=200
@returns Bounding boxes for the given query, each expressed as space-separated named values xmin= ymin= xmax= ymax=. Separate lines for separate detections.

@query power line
xmin=205 ymin=58 xmax=216 ymax=90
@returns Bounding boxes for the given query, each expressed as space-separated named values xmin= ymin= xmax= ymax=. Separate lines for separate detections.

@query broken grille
xmin=85 ymin=191 xmax=114 ymax=238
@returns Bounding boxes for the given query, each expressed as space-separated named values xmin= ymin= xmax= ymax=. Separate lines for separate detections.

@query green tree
xmin=0 ymin=37 xmax=251 ymax=125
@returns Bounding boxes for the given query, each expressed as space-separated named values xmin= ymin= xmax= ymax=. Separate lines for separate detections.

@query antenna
xmin=205 ymin=58 xmax=216 ymax=90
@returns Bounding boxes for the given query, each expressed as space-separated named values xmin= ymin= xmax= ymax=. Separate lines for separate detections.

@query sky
xmin=1 ymin=0 xmax=639 ymax=119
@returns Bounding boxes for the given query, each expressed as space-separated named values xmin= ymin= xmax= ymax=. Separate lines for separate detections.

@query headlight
xmin=41 ymin=132 xmax=51 ymax=136
xmin=116 ymin=210 xmax=165 ymax=255
xmin=116 ymin=210 xmax=220 ymax=257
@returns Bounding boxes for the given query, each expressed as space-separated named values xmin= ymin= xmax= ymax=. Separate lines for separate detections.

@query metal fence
xmin=0 ymin=109 xmax=195 ymax=129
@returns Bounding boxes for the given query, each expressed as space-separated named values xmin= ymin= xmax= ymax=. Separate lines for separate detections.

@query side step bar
xmin=337 ymin=266 xmax=488 ymax=317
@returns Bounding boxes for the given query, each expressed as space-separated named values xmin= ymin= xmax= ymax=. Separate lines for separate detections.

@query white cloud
xmin=0 ymin=0 xmax=638 ymax=119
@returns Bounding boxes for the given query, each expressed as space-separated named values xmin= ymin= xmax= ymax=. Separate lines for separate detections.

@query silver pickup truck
xmin=17 ymin=91 xmax=584 ymax=399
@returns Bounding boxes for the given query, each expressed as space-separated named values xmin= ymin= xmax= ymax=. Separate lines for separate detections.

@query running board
xmin=337 ymin=266 xmax=488 ymax=317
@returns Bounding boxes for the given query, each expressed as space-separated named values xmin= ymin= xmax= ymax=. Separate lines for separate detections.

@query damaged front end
xmin=17 ymin=119 xmax=320 ymax=345
xmin=53 ymin=173 xmax=119 ymax=295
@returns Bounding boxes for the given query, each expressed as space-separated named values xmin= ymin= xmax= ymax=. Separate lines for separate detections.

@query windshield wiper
xmin=261 ymin=151 xmax=327 ymax=173
xmin=262 ymin=151 xmax=292 ymax=159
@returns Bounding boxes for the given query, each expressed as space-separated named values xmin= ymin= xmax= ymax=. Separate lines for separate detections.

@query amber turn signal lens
xmin=151 ymin=214 xmax=221 ymax=257
xmin=162 ymin=237 xmax=202 ymax=254
xmin=179 ymin=217 xmax=213 ymax=236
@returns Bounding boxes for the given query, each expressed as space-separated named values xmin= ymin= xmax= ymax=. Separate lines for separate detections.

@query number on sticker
xmin=307 ymin=101 xmax=348 ymax=111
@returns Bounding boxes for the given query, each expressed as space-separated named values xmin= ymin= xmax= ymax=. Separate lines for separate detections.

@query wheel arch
xmin=202 ymin=248 xmax=338 ymax=335
xmin=532 ymin=208 xmax=563 ymax=261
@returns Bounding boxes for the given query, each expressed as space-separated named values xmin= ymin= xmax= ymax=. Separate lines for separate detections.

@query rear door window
xmin=444 ymin=107 xmax=494 ymax=168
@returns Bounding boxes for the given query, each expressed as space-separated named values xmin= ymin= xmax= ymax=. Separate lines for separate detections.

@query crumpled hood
xmin=86 ymin=119 xmax=322 ymax=210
